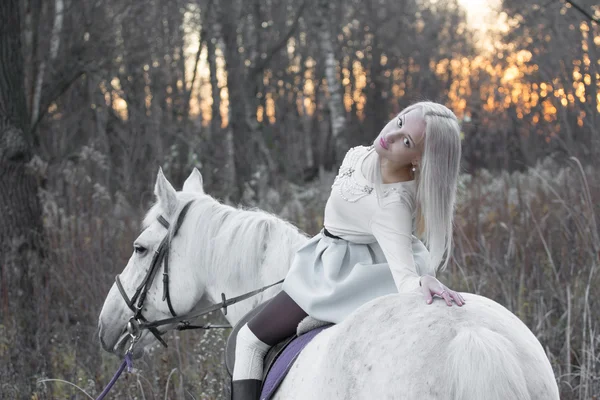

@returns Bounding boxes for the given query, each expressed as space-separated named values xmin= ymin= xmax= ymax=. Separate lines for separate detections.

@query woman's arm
xmin=371 ymin=200 xmax=465 ymax=306
xmin=370 ymin=200 xmax=422 ymax=293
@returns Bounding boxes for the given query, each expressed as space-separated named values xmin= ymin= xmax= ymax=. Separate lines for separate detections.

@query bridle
xmin=114 ymin=200 xmax=283 ymax=349
xmin=115 ymin=200 xmax=194 ymax=347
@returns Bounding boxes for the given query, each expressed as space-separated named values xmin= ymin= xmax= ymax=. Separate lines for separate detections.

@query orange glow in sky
xmin=457 ymin=0 xmax=500 ymax=31
xmin=106 ymin=0 xmax=600 ymax=134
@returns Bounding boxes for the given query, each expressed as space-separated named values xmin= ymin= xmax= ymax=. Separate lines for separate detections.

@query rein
xmin=96 ymin=274 xmax=281 ymax=400
xmin=95 ymin=353 xmax=133 ymax=400
xmin=114 ymin=199 xmax=284 ymax=346
xmin=139 ymin=277 xmax=284 ymax=330
xmin=99 ymin=199 xmax=284 ymax=398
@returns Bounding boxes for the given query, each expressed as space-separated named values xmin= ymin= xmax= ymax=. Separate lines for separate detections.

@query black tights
xmin=247 ymin=290 xmax=308 ymax=346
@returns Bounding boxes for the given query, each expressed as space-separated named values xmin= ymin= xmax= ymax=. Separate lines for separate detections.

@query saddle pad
xmin=260 ymin=324 xmax=331 ymax=400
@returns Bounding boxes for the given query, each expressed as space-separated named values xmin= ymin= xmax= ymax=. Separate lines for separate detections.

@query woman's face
xmin=373 ymin=109 xmax=426 ymax=167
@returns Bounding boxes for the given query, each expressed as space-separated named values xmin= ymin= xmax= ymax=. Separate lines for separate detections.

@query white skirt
xmin=282 ymin=230 xmax=429 ymax=324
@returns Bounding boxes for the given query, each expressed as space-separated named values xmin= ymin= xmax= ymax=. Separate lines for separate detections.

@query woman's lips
xmin=380 ymin=137 xmax=388 ymax=150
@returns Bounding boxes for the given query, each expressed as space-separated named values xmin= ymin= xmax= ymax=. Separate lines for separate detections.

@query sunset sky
xmin=456 ymin=0 xmax=506 ymax=52
xmin=179 ymin=0 xmax=599 ymax=124
xmin=457 ymin=0 xmax=501 ymax=31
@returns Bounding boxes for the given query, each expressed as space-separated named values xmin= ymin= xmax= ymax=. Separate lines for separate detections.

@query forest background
xmin=0 ymin=0 xmax=599 ymax=398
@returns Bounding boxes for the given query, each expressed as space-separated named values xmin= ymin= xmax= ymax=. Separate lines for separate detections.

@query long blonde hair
xmin=402 ymin=101 xmax=461 ymax=273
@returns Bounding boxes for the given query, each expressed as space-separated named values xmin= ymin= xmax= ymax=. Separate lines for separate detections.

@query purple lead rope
xmin=96 ymin=352 xmax=133 ymax=400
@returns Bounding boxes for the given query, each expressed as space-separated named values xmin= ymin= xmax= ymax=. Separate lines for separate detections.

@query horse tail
xmin=446 ymin=327 xmax=531 ymax=400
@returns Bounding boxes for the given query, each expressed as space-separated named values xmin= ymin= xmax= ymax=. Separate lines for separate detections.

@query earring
xmin=411 ymin=165 xmax=417 ymax=172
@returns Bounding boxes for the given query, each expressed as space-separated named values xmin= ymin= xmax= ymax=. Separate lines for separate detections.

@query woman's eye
xmin=396 ymin=117 xmax=403 ymax=128
xmin=403 ymin=137 xmax=410 ymax=147
xmin=134 ymin=245 xmax=147 ymax=254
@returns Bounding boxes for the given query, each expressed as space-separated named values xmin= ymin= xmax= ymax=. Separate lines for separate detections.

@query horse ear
xmin=155 ymin=167 xmax=178 ymax=216
xmin=182 ymin=168 xmax=204 ymax=194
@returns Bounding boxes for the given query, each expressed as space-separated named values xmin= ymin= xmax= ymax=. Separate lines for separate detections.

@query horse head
xmin=98 ymin=168 xmax=208 ymax=357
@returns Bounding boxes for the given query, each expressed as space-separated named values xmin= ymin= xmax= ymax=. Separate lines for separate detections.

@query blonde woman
xmin=232 ymin=101 xmax=465 ymax=399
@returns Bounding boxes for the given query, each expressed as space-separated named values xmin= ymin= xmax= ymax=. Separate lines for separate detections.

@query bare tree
xmin=0 ymin=0 xmax=47 ymax=389
xmin=315 ymin=0 xmax=347 ymax=162
xmin=499 ymin=0 xmax=599 ymax=162
xmin=217 ymin=0 xmax=306 ymax=200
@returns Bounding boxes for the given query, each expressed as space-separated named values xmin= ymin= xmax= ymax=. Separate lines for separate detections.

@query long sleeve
xmin=370 ymin=199 xmax=422 ymax=293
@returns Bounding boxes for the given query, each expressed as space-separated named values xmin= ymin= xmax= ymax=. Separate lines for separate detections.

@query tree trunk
xmin=218 ymin=0 xmax=253 ymax=200
xmin=295 ymin=47 xmax=312 ymax=171
xmin=207 ymin=35 xmax=222 ymax=135
xmin=0 ymin=0 xmax=47 ymax=391
xmin=206 ymin=6 xmax=235 ymax=197
xmin=31 ymin=0 xmax=63 ymax=127
xmin=316 ymin=0 xmax=347 ymax=163
xmin=364 ymin=35 xmax=387 ymax=140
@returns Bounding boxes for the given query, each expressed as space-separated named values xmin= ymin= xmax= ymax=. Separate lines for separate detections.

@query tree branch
xmin=562 ymin=0 xmax=599 ymax=24
xmin=31 ymin=0 xmax=64 ymax=128
xmin=186 ymin=0 xmax=214 ymax=113
xmin=30 ymin=69 xmax=85 ymax=135
xmin=249 ymin=0 xmax=307 ymax=77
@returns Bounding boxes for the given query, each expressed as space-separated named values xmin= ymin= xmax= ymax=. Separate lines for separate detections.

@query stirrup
xmin=231 ymin=379 xmax=262 ymax=400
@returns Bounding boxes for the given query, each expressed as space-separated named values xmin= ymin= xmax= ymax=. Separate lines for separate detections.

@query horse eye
xmin=134 ymin=244 xmax=147 ymax=254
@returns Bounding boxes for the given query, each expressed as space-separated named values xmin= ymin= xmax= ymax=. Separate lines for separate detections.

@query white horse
xmin=98 ymin=169 xmax=560 ymax=400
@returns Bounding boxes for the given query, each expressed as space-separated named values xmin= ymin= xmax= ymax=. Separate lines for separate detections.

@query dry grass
xmin=4 ymin=153 xmax=598 ymax=399
xmin=452 ymin=158 xmax=600 ymax=399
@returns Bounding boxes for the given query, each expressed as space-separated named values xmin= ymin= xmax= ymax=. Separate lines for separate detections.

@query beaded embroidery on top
xmin=332 ymin=146 xmax=405 ymax=203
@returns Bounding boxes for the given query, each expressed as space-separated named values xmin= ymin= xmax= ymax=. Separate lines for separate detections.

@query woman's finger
xmin=422 ymin=286 xmax=434 ymax=305
xmin=450 ymin=291 xmax=463 ymax=306
xmin=459 ymin=293 xmax=466 ymax=303
xmin=440 ymin=289 xmax=453 ymax=306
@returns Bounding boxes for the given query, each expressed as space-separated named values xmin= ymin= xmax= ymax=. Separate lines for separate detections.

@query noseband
xmin=115 ymin=200 xmax=194 ymax=347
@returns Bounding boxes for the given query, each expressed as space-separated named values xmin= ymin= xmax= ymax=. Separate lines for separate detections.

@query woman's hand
xmin=419 ymin=275 xmax=465 ymax=306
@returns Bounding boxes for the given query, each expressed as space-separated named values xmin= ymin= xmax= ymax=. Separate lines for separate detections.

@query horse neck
xmin=192 ymin=199 xmax=306 ymax=326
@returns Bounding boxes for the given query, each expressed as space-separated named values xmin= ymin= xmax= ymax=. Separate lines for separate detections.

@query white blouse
xmin=324 ymin=146 xmax=432 ymax=293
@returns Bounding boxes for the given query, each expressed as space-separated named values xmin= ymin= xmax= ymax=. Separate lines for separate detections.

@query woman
xmin=232 ymin=101 xmax=465 ymax=399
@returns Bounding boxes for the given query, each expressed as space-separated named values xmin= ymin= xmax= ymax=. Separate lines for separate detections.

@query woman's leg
xmin=247 ymin=290 xmax=308 ymax=345
xmin=232 ymin=290 xmax=308 ymax=399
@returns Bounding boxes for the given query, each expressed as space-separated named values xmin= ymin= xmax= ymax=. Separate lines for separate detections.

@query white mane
xmin=144 ymin=192 xmax=308 ymax=311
